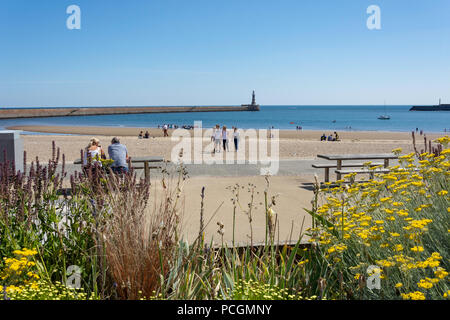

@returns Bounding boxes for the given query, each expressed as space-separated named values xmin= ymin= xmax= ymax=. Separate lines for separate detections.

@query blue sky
xmin=0 ymin=0 xmax=449 ymax=107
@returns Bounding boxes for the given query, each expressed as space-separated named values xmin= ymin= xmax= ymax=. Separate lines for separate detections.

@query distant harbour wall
xmin=409 ymin=104 xmax=450 ymax=111
xmin=0 ymin=105 xmax=260 ymax=119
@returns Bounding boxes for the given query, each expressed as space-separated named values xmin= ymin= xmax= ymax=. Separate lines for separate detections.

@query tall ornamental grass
xmin=94 ymin=162 xmax=184 ymax=300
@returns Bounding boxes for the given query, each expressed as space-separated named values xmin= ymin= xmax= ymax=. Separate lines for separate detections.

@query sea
xmin=0 ymin=105 xmax=449 ymax=134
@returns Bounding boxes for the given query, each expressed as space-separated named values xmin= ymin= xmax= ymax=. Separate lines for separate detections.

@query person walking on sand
xmin=163 ymin=124 xmax=169 ymax=137
xmin=222 ymin=125 xmax=229 ymax=151
xmin=214 ymin=124 xmax=222 ymax=153
xmin=108 ymin=137 xmax=129 ymax=174
xmin=233 ymin=127 xmax=240 ymax=151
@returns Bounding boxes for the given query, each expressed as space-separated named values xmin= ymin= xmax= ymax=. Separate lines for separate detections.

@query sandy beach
xmin=159 ymin=175 xmax=313 ymax=244
xmin=8 ymin=125 xmax=443 ymax=163
xmin=7 ymin=124 xmax=439 ymax=140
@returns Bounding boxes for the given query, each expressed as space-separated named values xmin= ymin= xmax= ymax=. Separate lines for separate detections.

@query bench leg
xmin=336 ymin=160 xmax=342 ymax=181
xmin=144 ymin=162 xmax=150 ymax=183
xmin=384 ymin=159 xmax=389 ymax=168
xmin=325 ymin=167 xmax=329 ymax=183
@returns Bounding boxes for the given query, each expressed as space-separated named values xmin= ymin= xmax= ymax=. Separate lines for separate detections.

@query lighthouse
xmin=241 ymin=90 xmax=260 ymax=111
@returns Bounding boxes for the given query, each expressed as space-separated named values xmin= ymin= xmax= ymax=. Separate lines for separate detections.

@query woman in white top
xmin=83 ymin=137 xmax=105 ymax=167
xmin=233 ymin=127 xmax=240 ymax=151
xmin=214 ymin=125 xmax=222 ymax=153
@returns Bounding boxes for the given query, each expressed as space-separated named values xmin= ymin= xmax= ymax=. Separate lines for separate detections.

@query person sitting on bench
xmin=108 ymin=137 xmax=129 ymax=174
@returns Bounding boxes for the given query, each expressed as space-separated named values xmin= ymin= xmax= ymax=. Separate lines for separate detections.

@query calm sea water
xmin=0 ymin=105 xmax=449 ymax=134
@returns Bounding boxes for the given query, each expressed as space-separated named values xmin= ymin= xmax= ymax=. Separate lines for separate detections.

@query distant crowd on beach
xmin=132 ymin=126 xmax=445 ymax=143
xmin=137 ymin=124 xmax=195 ymax=139
xmin=320 ymin=132 xmax=340 ymax=141
xmin=158 ymin=123 xmax=194 ymax=130
xmin=136 ymin=124 xmax=241 ymax=153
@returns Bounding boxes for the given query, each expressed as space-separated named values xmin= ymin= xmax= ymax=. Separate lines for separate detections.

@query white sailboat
xmin=378 ymin=100 xmax=390 ymax=120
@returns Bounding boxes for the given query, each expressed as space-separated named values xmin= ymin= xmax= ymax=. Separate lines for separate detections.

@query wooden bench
xmin=74 ymin=156 xmax=166 ymax=182
xmin=74 ymin=161 xmax=162 ymax=170
xmin=312 ymin=162 xmax=384 ymax=182
xmin=130 ymin=165 xmax=162 ymax=170
xmin=316 ymin=153 xmax=398 ymax=182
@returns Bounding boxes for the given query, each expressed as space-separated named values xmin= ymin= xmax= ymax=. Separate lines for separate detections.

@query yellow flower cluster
xmin=1 ymin=248 xmax=96 ymax=300
xmin=307 ymin=140 xmax=449 ymax=299
xmin=435 ymin=136 xmax=450 ymax=145
xmin=1 ymin=248 xmax=40 ymax=294
xmin=12 ymin=249 xmax=38 ymax=257
xmin=444 ymin=290 xmax=450 ymax=299
xmin=4 ymin=280 xmax=95 ymax=300
xmin=1 ymin=249 xmax=39 ymax=283
xmin=401 ymin=291 xmax=426 ymax=300
xmin=227 ymin=279 xmax=320 ymax=300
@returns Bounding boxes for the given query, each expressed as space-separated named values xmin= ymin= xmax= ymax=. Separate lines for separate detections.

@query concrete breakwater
xmin=0 ymin=105 xmax=260 ymax=119
xmin=409 ymin=104 xmax=450 ymax=111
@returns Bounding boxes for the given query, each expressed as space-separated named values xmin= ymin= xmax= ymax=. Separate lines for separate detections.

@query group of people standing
xmin=83 ymin=137 xmax=129 ymax=174
xmin=212 ymin=125 xmax=240 ymax=153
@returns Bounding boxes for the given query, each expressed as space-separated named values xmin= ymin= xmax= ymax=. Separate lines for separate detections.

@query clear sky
xmin=0 ymin=0 xmax=449 ymax=107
